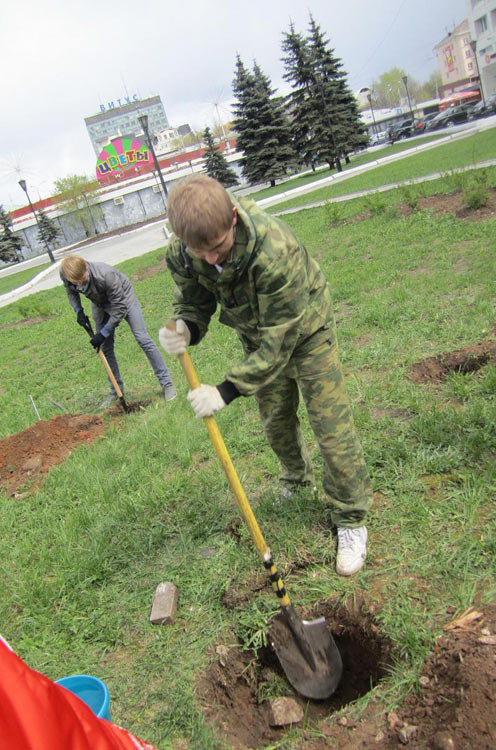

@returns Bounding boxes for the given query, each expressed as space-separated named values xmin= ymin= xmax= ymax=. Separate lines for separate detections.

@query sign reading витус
xmin=96 ymin=138 xmax=152 ymax=183
xmin=99 ymin=94 xmax=139 ymax=112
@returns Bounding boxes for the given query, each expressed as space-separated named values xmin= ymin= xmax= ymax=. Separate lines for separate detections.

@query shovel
xmin=80 ymin=314 xmax=131 ymax=414
xmin=175 ymin=344 xmax=343 ymax=699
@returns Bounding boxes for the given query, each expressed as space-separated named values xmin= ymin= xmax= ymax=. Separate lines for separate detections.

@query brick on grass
xmin=149 ymin=582 xmax=178 ymax=625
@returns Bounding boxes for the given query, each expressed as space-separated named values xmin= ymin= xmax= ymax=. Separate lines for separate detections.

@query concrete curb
xmin=0 ymin=259 xmax=63 ymax=303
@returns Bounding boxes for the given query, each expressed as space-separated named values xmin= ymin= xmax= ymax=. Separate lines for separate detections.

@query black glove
xmin=76 ymin=310 xmax=90 ymax=328
xmin=90 ymin=332 xmax=106 ymax=351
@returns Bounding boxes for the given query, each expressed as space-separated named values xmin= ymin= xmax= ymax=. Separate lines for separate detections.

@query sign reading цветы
xmin=96 ymin=138 xmax=152 ymax=183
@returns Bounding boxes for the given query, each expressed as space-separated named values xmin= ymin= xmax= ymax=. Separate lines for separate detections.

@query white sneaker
xmin=336 ymin=526 xmax=368 ymax=576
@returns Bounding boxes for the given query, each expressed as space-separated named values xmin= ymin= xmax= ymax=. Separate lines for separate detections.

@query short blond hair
xmin=167 ymin=175 xmax=233 ymax=248
xmin=61 ymin=255 xmax=87 ymax=283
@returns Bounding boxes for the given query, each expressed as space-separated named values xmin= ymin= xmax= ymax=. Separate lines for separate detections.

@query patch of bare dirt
xmin=347 ymin=188 xmax=496 ymax=223
xmin=0 ymin=399 xmax=152 ymax=496
xmin=197 ymin=601 xmax=496 ymax=750
xmin=0 ymin=414 xmax=105 ymax=496
xmin=1 ymin=315 xmax=52 ymax=329
xmin=131 ymin=260 xmax=167 ymax=281
xmin=409 ymin=340 xmax=496 ymax=383
xmin=418 ymin=187 xmax=496 ymax=221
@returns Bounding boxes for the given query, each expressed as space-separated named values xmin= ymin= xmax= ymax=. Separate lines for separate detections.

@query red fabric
xmin=0 ymin=640 xmax=157 ymax=750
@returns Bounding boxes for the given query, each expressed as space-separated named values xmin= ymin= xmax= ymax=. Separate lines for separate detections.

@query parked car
xmin=369 ymin=131 xmax=389 ymax=147
xmin=425 ymin=104 xmax=471 ymax=131
xmin=388 ymin=118 xmax=418 ymax=142
xmin=468 ymin=94 xmax=496 ymax=120
xmin=414 ymin=112 xmax=439 ymax=132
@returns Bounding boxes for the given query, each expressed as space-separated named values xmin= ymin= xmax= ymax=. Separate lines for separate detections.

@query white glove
xmin=187 ymin=385 xmax=226 ymax=418
xmin=158 ymin=319 xmax=191 ymax=355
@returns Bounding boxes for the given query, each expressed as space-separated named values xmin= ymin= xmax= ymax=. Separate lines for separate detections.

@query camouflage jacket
xmin=165 ymin=196 xmax=334 ymax=396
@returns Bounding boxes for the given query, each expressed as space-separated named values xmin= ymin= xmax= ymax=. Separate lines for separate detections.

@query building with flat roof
xmin=434 ymin=19 xmax=477 ymax=98
xmin=466 ymin=0 xmax=496 ymax=97
xmin=85 ymin=94 xmax=169 ymax=156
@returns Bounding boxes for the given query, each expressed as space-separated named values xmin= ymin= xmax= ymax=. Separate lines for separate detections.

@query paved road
xmin=0 ymin=220 xmax=170 ymax=308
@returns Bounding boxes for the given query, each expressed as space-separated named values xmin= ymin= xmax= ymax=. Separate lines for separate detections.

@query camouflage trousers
xmin=255 ymin=338 xmax=373 ymax=528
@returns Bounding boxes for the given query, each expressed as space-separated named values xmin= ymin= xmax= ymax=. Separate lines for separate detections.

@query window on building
xmin=468 ymin=62 xmax=473 ymax=70
xmin=466 ymin=49 xmax=472 ymax=57
xmin=475 ymin=15 xmax=488 ymax=34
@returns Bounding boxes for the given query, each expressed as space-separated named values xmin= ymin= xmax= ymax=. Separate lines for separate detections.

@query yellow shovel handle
xmin=177 ymin=347 xmax=291 ymax=608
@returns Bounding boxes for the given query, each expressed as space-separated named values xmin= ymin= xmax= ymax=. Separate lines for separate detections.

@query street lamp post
xmin=402 ymin=75 xmax=414 ymax=121
xmin=367 ymin=93 xmax=378 ymax=136
xmin=18 ymin=179 xmax=55 ymax=263
xmin=470 ymin=40 xmax=487 ymax=110
xmin=138 ymin=114 xmax=168 ymax=208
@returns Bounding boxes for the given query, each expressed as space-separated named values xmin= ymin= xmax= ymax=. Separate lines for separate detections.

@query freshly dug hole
xmin=197 ymin=601 xmax=393 ymax=750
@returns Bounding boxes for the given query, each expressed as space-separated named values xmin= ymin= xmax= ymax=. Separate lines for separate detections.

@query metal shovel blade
xmin=269 ymin=609 xmax=343 ymax=700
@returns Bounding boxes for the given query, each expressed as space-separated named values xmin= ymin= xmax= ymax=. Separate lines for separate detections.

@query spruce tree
xmin=307 ymin=16 xmax=368 ymax=161
xmin=282 ymin=16 xmax=367 ymax=172
xmin=202 ymin=127 xmax=239 ymax=187
xmin=36 ymin=208 xmax=61 ymax=249
xmin=0 ymin=205 xmax=23 ymax=263
xmin=232 ymin=56 xmax=296 ymax=187
xmin=281 ymin=23 xmax=322 ymax=169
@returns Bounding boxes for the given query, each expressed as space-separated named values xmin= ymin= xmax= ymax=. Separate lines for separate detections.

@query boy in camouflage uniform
xmin=159 ymin=176 xmax=372 ymax=576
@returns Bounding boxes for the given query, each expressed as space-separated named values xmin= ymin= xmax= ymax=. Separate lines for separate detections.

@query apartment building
xmin=466 ymin=0 xmax=496 ymax=96
xmin=434 ymin=20 xmax=476 ymax=98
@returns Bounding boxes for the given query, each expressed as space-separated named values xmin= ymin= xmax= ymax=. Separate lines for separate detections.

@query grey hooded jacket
xmin=60 ymin=261 xmax=137 ymax=331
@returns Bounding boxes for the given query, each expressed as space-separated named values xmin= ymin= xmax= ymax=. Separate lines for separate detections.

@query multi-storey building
xmin=466 ymin=0 xmax=496 ymax=97
xmin=84 ymin=94 xmax=169 ymax=156
xmin=434 ymin=20 xmax=477 ymax=98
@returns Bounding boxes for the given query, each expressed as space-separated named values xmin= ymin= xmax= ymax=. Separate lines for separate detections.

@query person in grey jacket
xmin=60 ymin=254 xmax=176 ymax=407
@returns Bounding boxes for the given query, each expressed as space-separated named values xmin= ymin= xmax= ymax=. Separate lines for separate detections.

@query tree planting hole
xmin=409 ymin=342 xmax=496 ymax=384
xmin=198 ymin=602 xmax=393 ymax=749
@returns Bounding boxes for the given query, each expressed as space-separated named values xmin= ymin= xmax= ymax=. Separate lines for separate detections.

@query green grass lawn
xmin=268 ymin=126 xmax=496 ymax=212
xmin=0 ymin=187 xmax=495 ymax=748
xmin=0 ymin=262 xmax=50 ymax=295
xmin=247 ymin=132 xmax=448 ymax=202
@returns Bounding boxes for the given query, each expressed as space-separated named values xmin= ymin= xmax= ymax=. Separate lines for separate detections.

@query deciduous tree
xmin=52 ymin=175 xmax=101 ymax=238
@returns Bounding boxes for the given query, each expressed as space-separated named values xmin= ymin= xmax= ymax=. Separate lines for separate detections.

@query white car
xmin=369 ymin=131 xmax=389 ymax=147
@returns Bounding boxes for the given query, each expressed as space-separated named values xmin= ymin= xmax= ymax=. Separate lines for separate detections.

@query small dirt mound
xmin=0 ymin=414 xmax=105 ymax=496
xmin=409 ymin=341 xmax=496 ymax=383
xmin=106 ymin=399 xmax=151 ymax=415
xmin=197 ymin=601 xmax=393 ymax=749
xmin=378 ymin=604 xmax=496 ymax=750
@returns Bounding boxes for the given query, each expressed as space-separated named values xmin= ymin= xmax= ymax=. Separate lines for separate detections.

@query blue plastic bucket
xmin=55 ymin=674 xmax=111 ymax=720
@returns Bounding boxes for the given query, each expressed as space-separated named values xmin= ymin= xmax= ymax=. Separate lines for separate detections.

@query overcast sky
xmin=1 ymin=0 xmax=468 ymax=209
